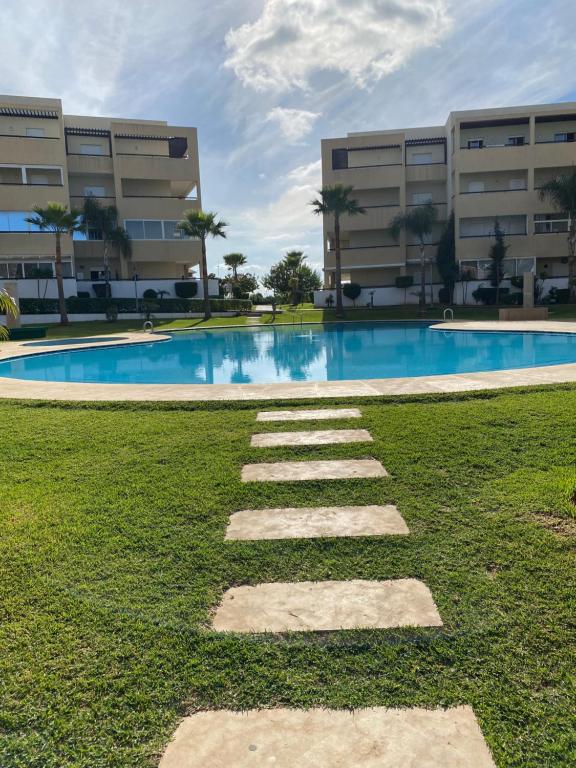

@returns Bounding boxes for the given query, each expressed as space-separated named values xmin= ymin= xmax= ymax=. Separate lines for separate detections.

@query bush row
xmin=18 ymin=297 xmax=252 ymax=315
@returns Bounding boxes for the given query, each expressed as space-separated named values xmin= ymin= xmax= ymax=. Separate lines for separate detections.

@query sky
xmin=1 ymin=0 xmax=576 ymax=283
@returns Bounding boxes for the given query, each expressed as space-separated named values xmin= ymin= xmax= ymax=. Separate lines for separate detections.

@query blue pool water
xmin=2 ymin=322 xmax=576 ymax=385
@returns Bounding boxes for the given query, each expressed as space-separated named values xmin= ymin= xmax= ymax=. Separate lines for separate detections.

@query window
xmin=332 ymin=148 xmax=348 ymax=170
xmin=467 ymin=181 xmax=485 ymax=193
xmin=26 ymin=127 xmax=45 ymax=138
xmin=61 ymin=262 xmax=73 ymax=278
xmin=163 ymin=221 xmax=182 ymax=239
xmin=0 ymin=262 xmax=24 ymax=278
xmin=509 ymin=178 xmax=525 ymax=190
xmin=534 ymin=213 xmax=569 ymax=234
xmin=80 ymin=143 xmax=105 ymax=155
xmin=24 ymin=262 xmax=54 ymax=278
xmin=467 ymin=139 xmax=484 ymax=149
xmin=0 ymin=211 xmax=43 ymax=232
xmin=143 ymin=220 xmax=163 ymax=239
xmin=554 ymin=133 xmax=568 ymax=142
xmin=84 ymin=186 xmax=106 ymax=197
xmin=506 ymin=136 xmax=525 ymax=146
xmin=125 ymin=220 xmax=145 ymax=239
xmin=28 ymin=174 xmax=49 ymax=185
xmin=411 ymin=192 xmax=433 ymax=204
xmin=410 ymin=152 xmax=433 ymax=165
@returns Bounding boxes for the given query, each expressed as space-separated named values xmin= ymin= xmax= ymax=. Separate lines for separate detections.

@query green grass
xmin=1 ymin=389 xmax=575 ymax=767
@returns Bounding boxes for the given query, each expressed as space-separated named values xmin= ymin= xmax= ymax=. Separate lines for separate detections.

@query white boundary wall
xmin=8 ymin=312 xmax=239 ymax=326
xmin=314 ymin=277 xmax=569 ymax=308
xmin=0 ymin=278 xmax=219 ymax=301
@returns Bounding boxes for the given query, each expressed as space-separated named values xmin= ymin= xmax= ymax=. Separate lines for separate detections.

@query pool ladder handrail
xmin=443 ymin=307 xmax=454 ymax=322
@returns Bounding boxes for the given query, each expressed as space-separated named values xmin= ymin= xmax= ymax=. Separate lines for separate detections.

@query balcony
xmin=326 ymin=164 xmax=403 ymax=190
xmin=116 ymin=154 xmax=197 ymax=183
xmin=325 ymin=244 xmax=403 ymax=269
xmin=118 ymin=195 xmax=199 ymax=220
xmin=457 ymin=145 xmax=529 ymax=173
xmin=67 ymin=154 xmax=114 ymax=175
xmin=340 ymin=204 xmax=400 ymax=231
xmin=405 ymin=164 xmax=447 ymax=183
xmin=531 ymin=141 xmax=576 ymax=168
xmin=0 ymin=183 xmax=68 ymax=209
xmin=457 ymin=190 xmax=532 ymax=218
xmin=0 ymin=135 xmax=65 ymax=165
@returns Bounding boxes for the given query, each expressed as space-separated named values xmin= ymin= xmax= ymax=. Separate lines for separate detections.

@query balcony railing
xmin=0 ymin=181 xmax=64 ymax=187
xmin=534 ymin=218 xmax=571 ymax=234
xmin=460 ymin=187 xmax=527 ymax=194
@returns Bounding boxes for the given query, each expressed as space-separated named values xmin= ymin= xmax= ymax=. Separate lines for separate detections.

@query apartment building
xmin=0 ymin=94 xmax=202 ymax=283
xmin=320 ymin=102 xmax=576 ymax=291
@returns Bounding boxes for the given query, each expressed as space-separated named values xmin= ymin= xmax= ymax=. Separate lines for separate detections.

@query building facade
xmin=0 ymin=94 xmax=202 ymax=284
xmin=320 ymin=102 xmax=576 ymax=294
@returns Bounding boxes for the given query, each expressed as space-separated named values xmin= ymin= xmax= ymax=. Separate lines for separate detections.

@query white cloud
xmin=266 ymin=106 xmax=320 ymax=142
xmin=224 ymin=0 xmax=452 ymax=92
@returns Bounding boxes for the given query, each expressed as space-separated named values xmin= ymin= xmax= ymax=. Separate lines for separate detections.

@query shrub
xmin=92 ymin=283 xmax=111 ymax=299
xmin=342 ymin=283 xmax=362 ymax=306
xmin=174 ymin=281 xmax=198 ymax=299
xmin=438 ymin=287 xmax=451 ymax=304
xmin=105 ymin=304 xmax=118 ymax=322
xmin=18 ymin=296 xmax=251 ymax=316
xmin=395 ymin=275 xmax=414 ymax=289
xmin=544 ymin=287 xmax=571 ymax=305
xmin=501 ymin=292 xmax=523 ymax=305
xmin=471 ymin=285 xmax=510 ymax=305
xmin=77 ymin=291 xmax=90 ymax=299
xmin=142 ymin=288 xmax=158 ymax=300
xmin=8 ymin=327 xmax=46 ymax=340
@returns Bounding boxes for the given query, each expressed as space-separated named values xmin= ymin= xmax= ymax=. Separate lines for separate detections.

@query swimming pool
xmin=2 ymin=322 xmax=576 ymax=385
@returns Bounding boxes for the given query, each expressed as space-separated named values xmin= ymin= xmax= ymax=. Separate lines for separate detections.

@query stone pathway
xmin=162 ymin=406 xmax=495 ymax=765
xmin=212 ymin=579 xmax=443 ymax=633
xmin=241 ymin=458 xmax=388 ymax=482
xmin=251 ymin=428 xmax=372 ymax=447
xmin=257 ymin=407 xmax=362 ymax=421
xmin=225 ymin=504 xmax=409 ymax=540
xmin=160 ymin=706 xmax=496 ymax=768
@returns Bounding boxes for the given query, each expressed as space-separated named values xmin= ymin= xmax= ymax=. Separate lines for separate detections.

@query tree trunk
xmin=334 ymin=215 xmax=344 ymax=318
xmin=201 ymin=238 xmax=211 ymax=320
xmin=419 ymin=243 xmax=426 ymax=313
xmin=103 ymin=241 xmax=111 ymax=297
xmin=55 ymin=233 xmax=68 ymax=325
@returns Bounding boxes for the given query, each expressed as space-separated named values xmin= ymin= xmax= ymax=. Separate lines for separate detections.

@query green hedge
xmin=18 ymin=297 xmax=252 ymax=315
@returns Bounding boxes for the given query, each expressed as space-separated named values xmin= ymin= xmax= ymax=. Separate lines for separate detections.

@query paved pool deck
xmin=1 ymin=321 xmax=576 ymax=401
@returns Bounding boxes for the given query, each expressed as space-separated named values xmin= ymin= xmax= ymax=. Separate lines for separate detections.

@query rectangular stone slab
xmin=241 ymin=459 xmax=388 ymax=482
xmin=251 ymin=429 xmax=372 ymax=447
xmin=212 ymin=579 xmax=442 ymax=632
xmin=257 ymin=408 xmax=362 ymax=422
xmin=225 ymin=505 xmax=409 ymax=540
xmin=159 ymin=706 xmax=496 ymax=768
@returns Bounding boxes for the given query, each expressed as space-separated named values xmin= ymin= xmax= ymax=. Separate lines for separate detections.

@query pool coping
xmin=1 ymin=320 xmax=576 ymax=401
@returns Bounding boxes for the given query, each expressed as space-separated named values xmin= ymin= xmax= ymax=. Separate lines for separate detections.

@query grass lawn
xmin=1 ymin=388 xmax=575 ymax=766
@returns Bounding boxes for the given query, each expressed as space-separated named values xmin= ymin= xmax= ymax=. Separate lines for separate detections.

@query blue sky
xmin=2 ymin=0 xmax=576 ymax=282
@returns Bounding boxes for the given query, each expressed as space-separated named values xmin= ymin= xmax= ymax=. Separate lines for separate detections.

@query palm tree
xmin=178 ymin=210 xmax=228 ymax=320
xmin=390 ymin=203 xmax=438 ymax=311
xmin=310 ymin=184 xmax=366 ymax=318
xmin=25 ymin=202 xmax=83 ymax=324
xmin=285 ymin=250 xmax=306 ymax=305
xmin=82 ymin=198 xmax=132 ymax=291
xmin=539 ymin=169 xmax=576 ymax=301
xmin=0 ymin=289 xmax=18 ymax=341
xmin=223 ymin=253 xmax=247 ymax=282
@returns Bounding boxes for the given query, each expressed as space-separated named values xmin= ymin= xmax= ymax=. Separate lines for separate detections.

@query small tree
xmin=435 ymin=212 xmax=458 ymax=304
xmin=177 ymin=210 xmax=228 ymax=320
xmin=390 ymin=203 xmax=438 ymax=311
xmin=395 ymin=275 xmax=414 ymax=305
xmin=460 ymin=267 xmax=475 ymax=305
xmin=82 ymin=198 xmax=132 ymax=292
xmin=25 ymin=203 xmax=83 ymax=324
xmin=487 ymin=219 xmax=509 ymax=305
xmin=262 ymin=252 xmax=321 ymax=303
xmin=342 ymin=282 xmax=362 ymax=307
xmin=539 ymin=169 xmax=576 ymax=301
xmin=223 ymin=253 xmax=247 ymax=282
xmin=310 ymin=185 xmax=366 ymax=318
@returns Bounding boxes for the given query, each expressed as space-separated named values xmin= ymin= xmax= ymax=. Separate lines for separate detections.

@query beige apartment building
xmin=0 ymin=94 xmax=202 ymax=283
xmin=321 ymin=102 xmax=576 ymax=294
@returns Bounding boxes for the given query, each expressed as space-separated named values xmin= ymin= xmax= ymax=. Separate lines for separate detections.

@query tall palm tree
xmin=539 ymin=169 xmax=576 ymax=301
xmin=178 ymin=210 xmax=228 ymax=320
xmin=223 ymin=253 xmax=247 ymax=282
xmin=0 ymin=289 xmax=18 ymax=340
xmin=310 ymin=184 xmax=366 ymax=318
xmin=390 ymin=203 xmax=438 ymax=310
xmin=25 ymin=202 xmax=83 ymax=324
xmin=82 ymin=198 xmax=132 ymax=291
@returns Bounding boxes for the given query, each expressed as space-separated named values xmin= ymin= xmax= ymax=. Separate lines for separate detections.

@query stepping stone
xmin=241 ymin=459 xmax=388 ymax=482
xmin=211 ymin=579 xmax=442 ymax=632
xmin=257 ymin=408 xmax=361 ymax=422
xmin=160 ymin=706 xmax=496 ymax=767
xmin=250 ymin=429 xmax=372 ymax=448
xmin=225 ymin=505 xmax=409 ymax=540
